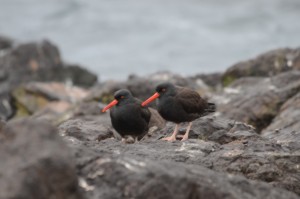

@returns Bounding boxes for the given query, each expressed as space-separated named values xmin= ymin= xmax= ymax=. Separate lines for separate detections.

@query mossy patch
xmin=222 ymin=75 xmax=236 ymax=87
xmin=12 ymin=87 xmax=50 ymax=115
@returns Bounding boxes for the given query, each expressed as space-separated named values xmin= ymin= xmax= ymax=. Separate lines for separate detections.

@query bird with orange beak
xmin=142 ymin=82 xmax=216 ymax=141
xmin=102 ymin=89 xmax=151 ymax=142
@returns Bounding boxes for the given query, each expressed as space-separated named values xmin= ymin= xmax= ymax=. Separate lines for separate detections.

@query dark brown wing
xmin=175 ymin=86 xmax=208 ymax=115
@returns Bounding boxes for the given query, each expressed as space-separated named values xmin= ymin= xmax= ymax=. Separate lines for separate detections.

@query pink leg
xmin=161 ymin=124 xmax=179 ymax=142
xmin=181 ymin=122 xmax=192 ymax=141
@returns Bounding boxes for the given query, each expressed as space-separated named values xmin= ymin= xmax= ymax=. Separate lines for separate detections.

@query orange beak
xmin=141 ymin=92 xmax=160 ymax=107
xmin=102 ymin=99 xmax=118 ymax=112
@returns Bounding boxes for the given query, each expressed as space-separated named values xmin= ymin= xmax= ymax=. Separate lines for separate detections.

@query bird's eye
xmin=161 ymin=88 xmax=166 ymax=92
xmin=120 ymin=96 xmax=125 ymax=99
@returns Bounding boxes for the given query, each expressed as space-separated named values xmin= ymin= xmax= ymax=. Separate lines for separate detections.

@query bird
xmin=102 ymin=89 xmax=151 ymax=142
xmin=141 ymin=82 xmax=216 ymax=141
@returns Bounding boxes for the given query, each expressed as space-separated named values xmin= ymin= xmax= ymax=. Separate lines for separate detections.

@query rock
xmin=263 ymin=92 xmax=300 ymax=133
xmin=11 ymin=82 xmax=89 ymax=118
xmin=0 ymin=40 xmax=61 ymax=73
xmin=262 ymin=129 xmax=300 ymax=153
xmin=33 ymin=64 xmax=98 ymax=88
xmin=0 ymin=35 xmax=13 ymax=50
xmin=0 ymin=119 xmax=82 ymax=199
xmin=191 ymin=72 xmax=223 ymax=89
xmin=0 ymin=40 xmax=97 ymax=88
xmin=24 ymin=82 xmax=90 ymax=102
xmin=148 ymin=108 xmax=166 ymax=129
xmin=222 ymin=47 xmax=300 ymax=86
xmin=0 ymin=118 xmax=5 ymax=131
xmin=0 ymin=92 xmax=15 ymax=119
xmin=0 ymin=39 xmax=97 ymax=119
xmin=30 ymin=101 xmax=72 ymax=122
xmin=59 ymin=117 xmax=113 ymax=142
xmin=76 ymin=155 xmax=298 ymax=199
xmin=215 ymin=71 xmax=300 ymax=132
xmin=61 ymin=115 xmax=300 ymax=196
xmin=63 ymin=136 xmax=300 ymax=199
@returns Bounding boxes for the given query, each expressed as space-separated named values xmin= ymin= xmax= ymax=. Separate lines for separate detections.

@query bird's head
xmin=142 ymin=82 xmax=176 ymax=107
xmin=102 ymin=89 xmax=133 ymax=112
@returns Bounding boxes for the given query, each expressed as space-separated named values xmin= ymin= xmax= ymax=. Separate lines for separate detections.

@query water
xmin=0 ymin=0 xmax=300 ymax=80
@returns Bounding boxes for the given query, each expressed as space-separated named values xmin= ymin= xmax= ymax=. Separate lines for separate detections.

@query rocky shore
xmin=0 ymin=35 xmax=299 ymax=199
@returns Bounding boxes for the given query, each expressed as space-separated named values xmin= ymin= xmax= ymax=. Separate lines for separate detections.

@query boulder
xmin=76 ymin=155 xmax=299 ymax=199
xmin=191 ymin=72 xmax=223 ymax=90
xmin=0 ymin=119 xmax=82 ymax=199
xmin=0 ymin=40 xmax=97 ymax=88
xmin=263 ymin=92 xmax=300 ymax=133
xmin=0 ymin=91 xmax=15 ymax=119
xmin=0 ymin=40 xmax=97 ymax=120
xmin=0 ymin=35 xmax=13 ymax=50
xmin=33 ymin=64 xmax=98 ymax=88
xmin=222 ymin=47 xmax=300 ymax=86
xmin=12 ymin=82 xmax=89 ymax=118
xmin=215 ymin=71 xmax=300 ymax=132
xmin=0 ymin=40 xmax=61 ymax=73
xmin=0 ymin=118 xmax=5 ymax=131
xmin=62 ymin=116 xmax=300 ymax=196
xmin=59 ymin=117 xmax=114 ymax=142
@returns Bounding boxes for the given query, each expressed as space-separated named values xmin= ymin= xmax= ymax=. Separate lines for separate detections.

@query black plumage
xmin=102 ymin=89 xmax=151 ymax=141
xmin=142 ymin=82 xmax=216 ymax=141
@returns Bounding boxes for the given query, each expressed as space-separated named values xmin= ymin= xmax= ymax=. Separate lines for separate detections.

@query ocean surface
xmin=1 ymin=0 xmax=300 ymax=80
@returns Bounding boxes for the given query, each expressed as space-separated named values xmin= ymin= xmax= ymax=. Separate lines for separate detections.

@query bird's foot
xmin=180 ymin=135 xmax=189 ymax=141
xmin=161 ymin=135 xmax=177 ymax=142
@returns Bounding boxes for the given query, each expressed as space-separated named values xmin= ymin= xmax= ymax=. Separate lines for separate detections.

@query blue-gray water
xmin=1 ymin=0 xmax=300 ymax=80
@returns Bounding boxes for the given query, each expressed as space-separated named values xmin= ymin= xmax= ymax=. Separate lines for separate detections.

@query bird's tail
xmin=205 ymin=102 xmax=216 ymax=113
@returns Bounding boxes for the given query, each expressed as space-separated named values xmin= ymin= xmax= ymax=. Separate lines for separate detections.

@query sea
xmin=0 ymin=0 xmax=300 ymax=80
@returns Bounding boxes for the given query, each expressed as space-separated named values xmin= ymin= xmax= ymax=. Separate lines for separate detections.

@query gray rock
xmin=62 ymin=116 xmax=300 ymax=196
xmin=262 ymin=129 xmax=300 ymax=153
xmin=0 ymin=40 xmax=97 ymax=120
xmin=263 ymin=92 xmax=300 ymax=133
xmin=191 ymin=72 xmax=223 ymax=89
xmin=33 ymin=64 xmax=98 ymax=88
xmin=59 ymin=117 xmax=113 ymax=142
xmin=216 ymin=71 xmax=300 ymax=132
xmin=0 ymin=35 xmax=13 ymax=50
xmin=0 ymin=92 xmax=14 ymax=120
xmin=0 ymin=118 xmax=5 ymax=131
xmin=67 ymin=141 xmax=299 ymax=199
xmin=222 ymin=47 xmax=300 ymax=86
xmin=0 ymin=119 xmax=82 ymax=199
xmin=0 ymin=40 xmax=61 ymax=73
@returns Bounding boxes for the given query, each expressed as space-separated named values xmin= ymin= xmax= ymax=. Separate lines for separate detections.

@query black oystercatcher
xmin=102 ymin=89 xmax=151 ymax=142
xmin=142 ymin=82 xmax=216 ymax=141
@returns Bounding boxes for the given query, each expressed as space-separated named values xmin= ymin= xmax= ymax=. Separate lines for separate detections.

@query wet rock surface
xmin=76 ymin=154 xmax=299 ymax=199
xmin=61 ymin=116 xmax=300 ymax=197
xmin=0 ymin=119 xmax=82 ymax=199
